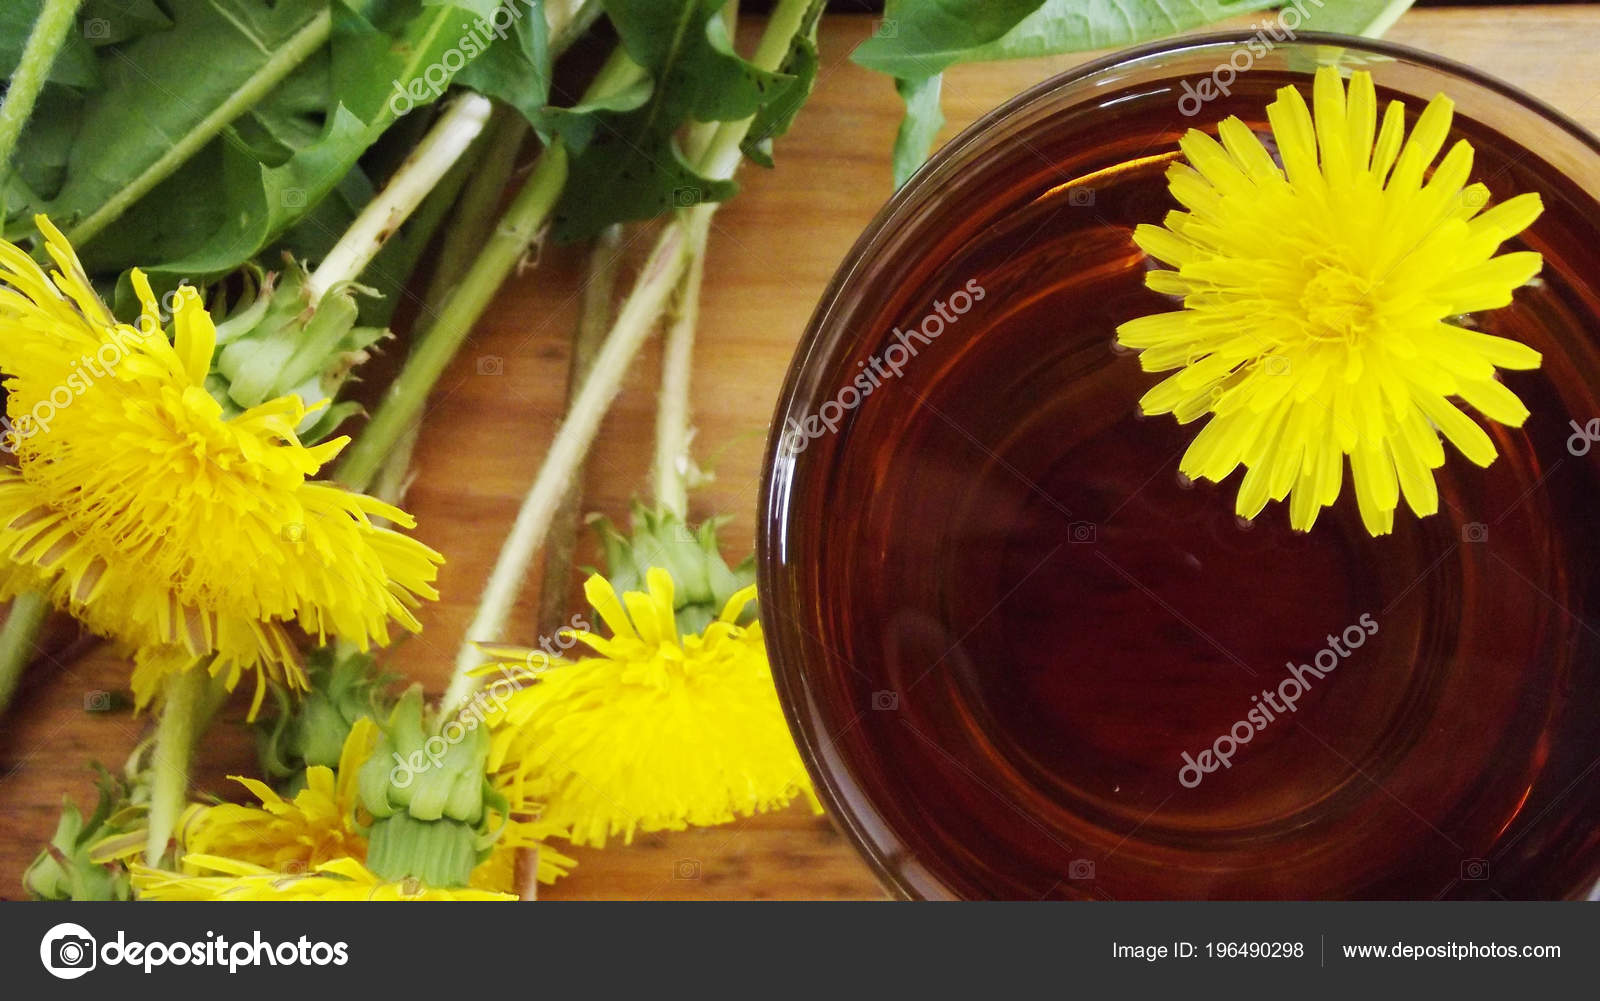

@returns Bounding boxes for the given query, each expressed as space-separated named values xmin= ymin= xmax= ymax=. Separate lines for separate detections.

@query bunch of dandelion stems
xmin=436 ymin=0 xmax=811 ymax=716
xmin=0 ymin=2 xmax=610 ymax=712
xmin=135 ymin=0 xmax=812 ymax=867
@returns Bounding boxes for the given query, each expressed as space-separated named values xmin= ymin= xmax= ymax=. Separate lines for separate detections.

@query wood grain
xmin=3 ymin=7 xmax=1597 ymax=901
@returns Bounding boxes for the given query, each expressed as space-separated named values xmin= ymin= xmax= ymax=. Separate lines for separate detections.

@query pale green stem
xmin=586 ymin=44 xmax=647 ymax=97
xmin=652 ymin=217 xmax=710 ymax=516
xmin=419 ymin=107 xmax=531 ymax=316
xmin=0 ymin=0 xmax=83 ymax=177
xmin=306 ymin=0 xmax=596 ymax=308
xmin=307 ymin=93 xmax=493 ymax=302
xmin=67 ymin=9 xmax=333 ymax=246
xmin=143 ymin=666 xmax=212 ymax=865
xmin=335 ymin=143 xmax=570 ymax=492
xmin=441 ymin=213 xmax=699 ymax=713
xmin=370 ymin=423 xmax=421 ymax=508
xmin=0 ymin=592 xmax=49 ymax=717
xmin=1358 ymin=0 xmax=1414 ymax=37
xmin=548 ymin=0 xmax=603 ymax=52
xmin=357 ymin=133 xmax=493 ymax=510
xmin=330 ymin=0 xmax=601 ymax=496
xmin=441 ymin=0 xmax=813 ymax=710
xmin=335 ymin=49 xmax=649 ymax=492
xmin=534 ymin=225 xmax=624 ymax=637
xmin=646 ymin=7 xmax=734 ymax=517
xmin=363 ymin=110 xmax=530 ymax=506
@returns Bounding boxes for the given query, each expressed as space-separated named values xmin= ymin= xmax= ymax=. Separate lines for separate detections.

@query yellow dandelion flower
xmin=0 ymin=217 xmax=443 ymax=712
xmin=481 ymin=568 xmax=819 ymax=848
xmin=1116 ymin=67 xmax=1544 ymax=535
xmin=149 ymin=715 xmax=571 ymax=898
xmin=471 ymin=820 xmax=577 ymax=892
xmin=130 ymin=855 xmax=514 ymax=901
xmin=180 ymin=717 xmax=379 ymax=871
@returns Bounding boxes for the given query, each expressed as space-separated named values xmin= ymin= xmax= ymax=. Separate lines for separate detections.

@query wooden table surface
xmin=3 ymin=7 xmax=1598 ymax=901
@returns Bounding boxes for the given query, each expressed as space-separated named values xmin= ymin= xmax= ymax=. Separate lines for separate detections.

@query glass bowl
xmin=758 ymin=31 xmax=1600 ymax=900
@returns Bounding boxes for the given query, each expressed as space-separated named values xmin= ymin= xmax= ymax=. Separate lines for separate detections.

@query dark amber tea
xmin=760 ymin=35 xmax=1600 ymax=899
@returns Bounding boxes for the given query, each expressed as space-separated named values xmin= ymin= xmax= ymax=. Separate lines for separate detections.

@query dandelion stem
xmin=420 ymin=107 xmax=532 ymax=318
xmin=144 ymin=667 xmax=212 ymax=865
xmin=68 ymin=8 xmax=333 ymax=247
xmin=536 ymin=225 xmax=624 ymax=636
xmin=652 ymin=217 xmax=711 ymax=516
xmin=442 ymin=0 xmax=814 ymax=710
xmin=329 ymin=0 xmax=602 ymax=492
xmin=550 ymin=0 xmax=605 ymax=53
xmin=335 ymin=142 xmax=570 ymax=492
xmin=0 ymin=0 xmax=83 ymax=179
xmin=307 ymin=93 xmax=493 ymax=302
xmin=369 ymin=424 xmax=422 ymax=509
xmin=0 ymin=592 xmax=49 ymax=718
xmin=363 ymin=108 xmax=534 ymax=507
xmin=648 ymin=59 xmax=730 ymax=518
xmin=1358 ymin=0 xmax=1415 ymax=37
xmin=336 ymin=48 xmax=649 ymax=493
xmin=441 ymin=216 xmax=696 ymax=714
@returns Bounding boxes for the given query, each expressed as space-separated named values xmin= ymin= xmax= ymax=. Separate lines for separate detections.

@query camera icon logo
xmin=40 ymin=922 xmax=97 ymax=979
xmin=871 ymin=690 xmax=898 ymax=711
xmin=673 ymin=185 xmax=701 ymax=207
xmin=1462 ymin=522 xmax=1489 ymax=543
xmin=674 ymin=858 xmax=701 ymax=880
xmin=1460 ymin=858 xmax=1490 ymax=881
xmin=1068 ymin=520 xmax=1097 ymax=544
xmin=477 ymin=355 xmax=503 ymax=376
xmin=1068 ymin=859 xmax=1095 ymax=880
xmin=1068 ymin=187 xmax=1095 ymax=207
xmin=83 ymin=690 xmax=111 ymax=712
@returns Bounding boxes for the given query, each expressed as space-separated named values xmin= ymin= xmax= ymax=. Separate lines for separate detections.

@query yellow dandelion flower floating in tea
xmin=1116 ymin=67 xmax=1545 ymax=535
xmin=0 ymin=217 xmax=442 ymax=712
xmin=481 ymin=569 xmax=818 ymax=847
